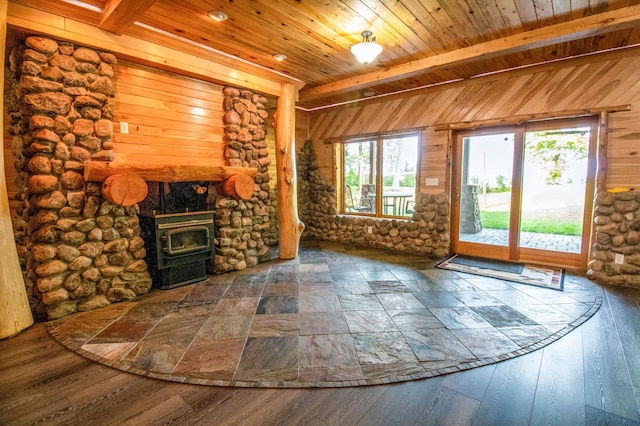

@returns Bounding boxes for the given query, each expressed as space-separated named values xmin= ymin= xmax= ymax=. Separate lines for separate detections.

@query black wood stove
xmin=140 ymin=209 xmax=215 ymax=290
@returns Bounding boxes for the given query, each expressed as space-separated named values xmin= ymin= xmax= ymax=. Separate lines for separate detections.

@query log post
xmin=596 ymin=111 xmax=608 ymax=193
xmin=0 ymin=1 xmax=34 ymax=338
xmin=275 ymin=83 xmax=304 ymax=259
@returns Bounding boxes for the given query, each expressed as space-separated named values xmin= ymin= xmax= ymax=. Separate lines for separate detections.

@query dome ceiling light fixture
xmin=350 ymin=30 xmax=382 ymax=64
xmin=272 ymin=53 xmax=287 ymax=61
xmin=207 ymin=10 xmax=228 ymax=22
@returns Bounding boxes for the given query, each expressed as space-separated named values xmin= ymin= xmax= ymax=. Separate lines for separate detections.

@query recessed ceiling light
xmin=272 ymin=53 xmax=287 ymax=61
xmin=208 ymin=10 xmax=228 ymax=22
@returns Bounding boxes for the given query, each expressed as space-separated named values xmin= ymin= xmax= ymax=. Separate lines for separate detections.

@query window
xmin=337 ymin=131 xmax=420 ymax=218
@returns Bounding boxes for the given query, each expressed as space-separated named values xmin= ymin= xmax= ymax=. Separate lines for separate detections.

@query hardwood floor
xmin=1 ymin=282 xmax=639 ymax=425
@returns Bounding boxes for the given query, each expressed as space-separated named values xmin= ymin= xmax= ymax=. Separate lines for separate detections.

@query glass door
xmin=520 ymin=123 xmax=593 ymax=255
xmin=452 ymin=118 xmax=597 ymax=269
xmin=456 ymin=130 xmax=516 ymax=260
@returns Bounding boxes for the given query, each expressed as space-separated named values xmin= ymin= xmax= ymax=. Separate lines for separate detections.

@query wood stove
xmin=140 ymin=210 xmax=214 ymax=289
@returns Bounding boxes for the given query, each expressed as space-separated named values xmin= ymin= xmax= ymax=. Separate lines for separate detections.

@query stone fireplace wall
xmin=297 ymin=140 xmax=450 ymax=256
xmin=5 ymin=33 xmax=283 ymax=320
xmin=7 ymin=36 xmax=152 ymax=320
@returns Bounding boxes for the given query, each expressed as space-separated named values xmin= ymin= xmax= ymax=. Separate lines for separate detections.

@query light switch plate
xmin=425 ymin=178 xmax=439 ymax=186
xmin=120 ymin=122 xmax=129 ymax=134
xmin=615 ymin=253 xmax=624 ymax=264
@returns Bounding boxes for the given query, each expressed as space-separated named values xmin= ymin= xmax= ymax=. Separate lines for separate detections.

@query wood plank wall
xmin=305 ymin=47 xmax=640 ymax=193
xmin=113 ymin=60 xmax=226 ymax=168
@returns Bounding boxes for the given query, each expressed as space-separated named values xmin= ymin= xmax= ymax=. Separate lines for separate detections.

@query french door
xmin=451 ymin=117 xmax=598 ymax=269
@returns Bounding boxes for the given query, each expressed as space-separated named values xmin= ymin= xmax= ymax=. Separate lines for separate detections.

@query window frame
xmin=335 ymin=129 xmax=423 ymax=218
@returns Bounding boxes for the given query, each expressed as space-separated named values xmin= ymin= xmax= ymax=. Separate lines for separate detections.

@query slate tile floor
xmin=47 ymin=240 xmax=602 ymax=388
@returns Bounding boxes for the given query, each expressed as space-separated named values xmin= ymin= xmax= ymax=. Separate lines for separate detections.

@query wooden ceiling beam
xmin=99 ymin=0 xmax=157 ymax=35
xmin=300 ymin=4 xmax=640 ymax=103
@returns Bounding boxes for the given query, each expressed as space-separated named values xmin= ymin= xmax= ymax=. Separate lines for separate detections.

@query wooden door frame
xmin=517 ymin=117 xmax=598 ymax=270
xmin=450 ymin=117 xmax=598 ymax=270
xmin=451 ymin=126 xmax=516 ymax=261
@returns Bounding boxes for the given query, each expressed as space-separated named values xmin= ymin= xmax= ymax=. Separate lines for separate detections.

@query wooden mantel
xmin=84 ymin=161 xmax=257 ymax=183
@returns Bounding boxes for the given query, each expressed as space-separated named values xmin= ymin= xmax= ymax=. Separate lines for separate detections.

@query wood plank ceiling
xmin=10 ymin=0 xmax=640 ymax=109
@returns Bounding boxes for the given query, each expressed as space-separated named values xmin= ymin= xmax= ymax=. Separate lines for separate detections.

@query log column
xmin=275 ymin=83 xmax=304 ymax=259
xmin=596 ymin=111 xmax=608 ymax=192
xmin=0 ymin=1 xmax=34 ymax=338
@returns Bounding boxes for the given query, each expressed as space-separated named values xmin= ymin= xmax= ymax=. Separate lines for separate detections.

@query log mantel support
xmin=85 ymin=161 xmax=259 ymax=204
xmin=275 ymin=83 xmax=305 ymax=259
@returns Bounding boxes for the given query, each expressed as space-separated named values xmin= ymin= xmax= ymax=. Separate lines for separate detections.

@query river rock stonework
xmin=7 ymin=36 xmax=152 ymax=320
xmin=587 ymin=190 xmax=640 ymax=287
xmin=297 ymin=140 xmax=450 ymax=257
xmin=460 ymin=185 xmax=482 ymax=233
xmin=211 ymin=87 xmax=273 ymax=273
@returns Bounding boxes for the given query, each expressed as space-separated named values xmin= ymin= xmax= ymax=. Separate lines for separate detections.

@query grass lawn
xmin=480 ymin=211 xmax=582 ymax=236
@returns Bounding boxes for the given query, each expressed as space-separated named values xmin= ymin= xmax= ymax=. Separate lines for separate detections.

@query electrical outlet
xmin=614 ymin=253 xmax=624 ymax=264
xmin=425 ymin=178 xmax=439 ymax=186
xmin=120 ymin=122 xmax=129 ymax=134
xmin=367 ymin=226 xmax=373 ymax=233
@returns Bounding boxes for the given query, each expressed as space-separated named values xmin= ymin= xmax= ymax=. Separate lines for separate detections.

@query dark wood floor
xmin=1 ymin=283 xmax=639 ymax=425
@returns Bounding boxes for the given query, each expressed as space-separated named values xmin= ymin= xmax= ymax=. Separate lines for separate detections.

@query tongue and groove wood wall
xmin=112 ymin=60 xmax=226 ymax=168
xmin=304 ymin=47 xmax=640 ymax=194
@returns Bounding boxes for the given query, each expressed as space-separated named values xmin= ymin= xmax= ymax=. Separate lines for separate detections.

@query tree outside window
xmin=525 ymin=128 xmax=589 ymax=185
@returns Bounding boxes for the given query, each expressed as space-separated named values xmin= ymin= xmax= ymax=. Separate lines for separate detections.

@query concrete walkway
xmin=460 ymin=228 xmax=582 ymax=253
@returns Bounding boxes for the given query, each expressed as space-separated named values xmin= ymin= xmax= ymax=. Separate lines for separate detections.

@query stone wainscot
xmin=297 ymin=140 xmax=450 ymax=257
xmin=587 ymin=190 xmax=640 ymax=287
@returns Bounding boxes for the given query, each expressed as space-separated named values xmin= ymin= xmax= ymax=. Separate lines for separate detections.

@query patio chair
xmin=345 ymin=185 xmax=373 ymax=212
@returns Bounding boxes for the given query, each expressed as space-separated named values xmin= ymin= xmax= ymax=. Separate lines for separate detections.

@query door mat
xmin=437 ymin=254 xmax=564 ymax=291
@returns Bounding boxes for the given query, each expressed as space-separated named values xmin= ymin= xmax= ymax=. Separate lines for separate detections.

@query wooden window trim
xmin=334 ymin=129 xmax=423 ymax=218
xmin=433 ymin=105 xmax=630 ymax=132
xmin=324 ymin=127 xmax=427 ymax=145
